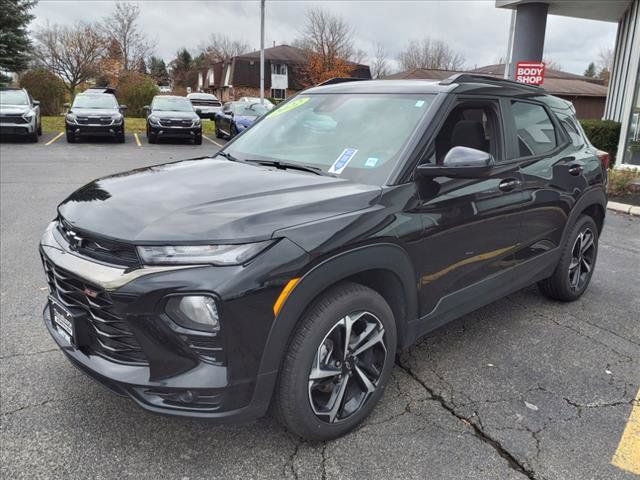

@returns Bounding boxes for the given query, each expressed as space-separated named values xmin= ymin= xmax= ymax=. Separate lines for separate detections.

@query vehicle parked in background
xmin=238 ymin=96 xmax=275 ymax=110
xmin=187 ymin=92 xmax=222 ymax=119
xmin=158 ymin=85 xmax=172 ymax=93
xmin=214 ymin=101 xmax=269 ymax=139
xmin=144 ymin=95 xmax=202 ymax=144
xmin=39 ymin=75 xmax=607 ymax=442
xmin=0 ymin=87 xmax=41 ymax=142
xmin=65 ymin=92 xmax=126 ymax=143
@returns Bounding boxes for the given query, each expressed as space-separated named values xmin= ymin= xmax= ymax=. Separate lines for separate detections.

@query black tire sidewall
xmin=556 ymin=216 xmax=599 ymax=300
xmin=277 ymin=283 xmax=397 ymax=440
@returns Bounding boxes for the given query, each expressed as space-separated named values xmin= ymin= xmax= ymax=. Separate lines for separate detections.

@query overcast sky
xmin=31 ymin=0 xmax=618 ymax=75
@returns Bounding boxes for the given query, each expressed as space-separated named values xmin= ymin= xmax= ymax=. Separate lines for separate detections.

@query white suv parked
xmin=0 ymin=88 xmax=42 ymax=142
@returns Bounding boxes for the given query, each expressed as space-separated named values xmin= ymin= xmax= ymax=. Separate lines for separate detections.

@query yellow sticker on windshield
xmin=267 ymin=97 xmax=310 ymax=118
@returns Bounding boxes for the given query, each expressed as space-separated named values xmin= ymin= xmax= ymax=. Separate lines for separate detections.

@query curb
xmin=607 ymin=201 xmax=640 ymax=216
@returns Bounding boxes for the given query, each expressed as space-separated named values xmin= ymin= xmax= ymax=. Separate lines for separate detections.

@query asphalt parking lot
xmin=1 ymin=135 xmax=639 ymax=479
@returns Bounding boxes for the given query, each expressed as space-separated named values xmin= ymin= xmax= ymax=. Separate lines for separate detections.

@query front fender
xmin=257 ymin=242 xmax=418 ymax=378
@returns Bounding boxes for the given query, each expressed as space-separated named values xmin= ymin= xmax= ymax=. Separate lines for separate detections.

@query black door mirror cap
xmin=417 ymin=146 xmax=495 ymax=179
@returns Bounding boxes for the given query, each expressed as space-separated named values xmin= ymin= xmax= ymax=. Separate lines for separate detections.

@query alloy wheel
xmin=568 ymin=227 xmax=595 ymax=291
xmin=308 ymin=311 xmax=387 ymax=423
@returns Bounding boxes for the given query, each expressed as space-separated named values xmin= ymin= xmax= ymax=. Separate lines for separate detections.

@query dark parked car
xmin=187 ymin=92 xmax=222 ymax=120
xmin=144 ymin=95 xmax=202 ymax=144
xmin=65 ymin=92 xmax=126 ymax=143
xmin=40 ymin=75 xmax=607 ymax=441
xmin=214 ymin=101 xmax=269 ymax=139
xmin=0 ymin=87 xmax=41 ymax=142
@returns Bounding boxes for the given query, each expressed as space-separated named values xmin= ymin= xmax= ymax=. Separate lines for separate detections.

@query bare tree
xmin=598 ymin=47 xmax=614 ymax=71
xmin=298 ymin=7 xmax=355 ymax=65
xmin=101 ymin=2 xmax=151 ymax=72
xmin=32 ymin=22 xmax=105 ymax=94
xmin=371 ymin=42 xmax=390 ymax=79
xmin=200 ymin=33 xmax=250 ymax=63
xmin=398 ymin=38 xmax=465 ymax=71
xmin=542 ymin=58 xmax=563 ymax=71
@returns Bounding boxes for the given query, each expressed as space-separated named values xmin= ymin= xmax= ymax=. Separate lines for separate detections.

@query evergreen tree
xmin=0 ymin=0 xmax=37 ymax=73
xmin=584 ymin=62 xmax=596 ymax=78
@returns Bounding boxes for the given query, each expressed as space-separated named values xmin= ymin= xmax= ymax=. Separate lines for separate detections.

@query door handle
xmin=498 ymin=178 xmax=521 ymax=192
xmin=568 ymin=164 xmax=583 ymax=176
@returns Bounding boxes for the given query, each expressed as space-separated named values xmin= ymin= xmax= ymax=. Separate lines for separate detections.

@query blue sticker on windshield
xmin=365 ymin=157 xmax=379 ymax=167
xmin=329 ymin=148 xmax=358 ymax=174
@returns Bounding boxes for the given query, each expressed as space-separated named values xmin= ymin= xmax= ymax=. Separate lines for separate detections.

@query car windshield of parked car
xmin=153 ymin=97 xmax=194 ymax=112
xmin=0 ymin=90 xmax=29 ymax=105
xmin=232 ymin=103 xmax=270 ymax=117
xmin=223 ymin=93 xmax=436 ymax=184
xmin=72 ymin=94 xmax=118 ymax=109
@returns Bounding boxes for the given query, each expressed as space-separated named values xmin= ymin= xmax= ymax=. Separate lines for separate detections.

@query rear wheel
xmin=538 ymin=215 xmax=598 ymax=301
xmin=274 ymin=282 xmax=397 ymax=441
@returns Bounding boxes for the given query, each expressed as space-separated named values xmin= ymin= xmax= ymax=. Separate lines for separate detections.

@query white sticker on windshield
xmin=365 ymin=157 xmax=379 ymax=167
xmin=415 ymin=100 xmax=425 ymax=107
xmin=329 ymin=148 xmax=358 ymax=174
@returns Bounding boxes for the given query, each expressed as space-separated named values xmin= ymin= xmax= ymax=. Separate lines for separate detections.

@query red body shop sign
xmin=515 ymin=61 xmax=545 ymax=85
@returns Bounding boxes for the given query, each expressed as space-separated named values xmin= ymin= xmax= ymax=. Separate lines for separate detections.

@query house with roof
xmin=197 ymin=44 xmax=371 ymax=102
xmin=385 ymin=64 xmax=609 ymax=119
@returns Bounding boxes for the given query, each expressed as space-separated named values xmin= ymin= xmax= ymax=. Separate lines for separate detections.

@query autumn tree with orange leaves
xmin=294 ymin=8 xmax=359 ymax=87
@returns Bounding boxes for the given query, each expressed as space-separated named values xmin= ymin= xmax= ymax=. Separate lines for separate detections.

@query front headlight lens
xmin=112 ymin=113 xmax=123 ymax=124
xmin=148 ymin=115 xmax=160 ymax=125
xmin=166 ymin=295 xmax=219 ymax=332
xmin=66 ymin=113 xmax=77 ymax=124
xmin=137 ymin=241 xmax=274 ymax=265
xmin=192 ymin=117 xmax=201 ymax=127
xmin=22 ymin=111 xmax=35 ymax=120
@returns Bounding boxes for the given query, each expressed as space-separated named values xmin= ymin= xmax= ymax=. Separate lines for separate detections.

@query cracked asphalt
xmin=1 ymin=134 xmax=639 ymax=479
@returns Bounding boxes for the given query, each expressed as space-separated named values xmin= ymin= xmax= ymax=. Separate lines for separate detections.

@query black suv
xmin=65 ymin=92 xmax=126 ymax=143
xmin=40 ymin=75 xmax=607 ymax=440
xmin=144 ymin=95 xmax=202 ymax=144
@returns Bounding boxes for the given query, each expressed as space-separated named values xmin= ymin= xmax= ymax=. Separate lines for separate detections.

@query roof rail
xmin=316 ymin=77 xmax=366 ymax=87
xmin=439 ymin=73 xmax=543 ymax=91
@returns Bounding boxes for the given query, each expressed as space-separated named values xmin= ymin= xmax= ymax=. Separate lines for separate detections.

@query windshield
xmin=224 ymin=93 xmax=436 ymax=184
xmin=0 ymin=90 xmax=29 ymax=106
xmin=72 ymin=94 xmax=118 ymax=109
xmin=153 ymin=97 xmax=194 ymax=112
xmin=232 ymin=103 xmax=269 ymax=117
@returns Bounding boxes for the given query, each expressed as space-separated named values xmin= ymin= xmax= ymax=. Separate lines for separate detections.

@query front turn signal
xmin=273 ymin=278 xmax=299 ymax=317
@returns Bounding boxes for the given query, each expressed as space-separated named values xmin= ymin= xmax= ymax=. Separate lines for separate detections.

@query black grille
xmin=159 ymin=118 xmax=193 ymax=128
xmin=57 ymin=219 xmax=140 ymax=268
xmin=76 ymin=116 xmax=113 ymax=125
xmin=0 ymin=114 xmax=29 ymax=124
xmin=42 ymin=256 xmax=148 ymax=365
xmin=191 ymin=100 xmax=221 ymax=107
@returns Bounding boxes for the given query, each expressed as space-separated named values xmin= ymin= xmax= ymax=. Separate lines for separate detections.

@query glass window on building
xmin=623 ymin=74 xmax=640 ymax=166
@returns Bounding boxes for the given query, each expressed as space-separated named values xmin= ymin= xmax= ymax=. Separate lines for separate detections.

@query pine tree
xmin=0 ymin=0 xmax=37 ymax=73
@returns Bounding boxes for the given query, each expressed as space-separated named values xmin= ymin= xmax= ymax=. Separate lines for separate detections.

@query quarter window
xmin=512 ymin=101 xmax=557 ymax=157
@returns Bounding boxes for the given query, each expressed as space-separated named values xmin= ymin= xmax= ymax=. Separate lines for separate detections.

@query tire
xmin=215 ymin=125 xmax=223 ymax=139
xmin=37 ymin=122 xmax=42 ymax=136
xmin=230 ymin=124 xmax=237 ymax=139
xmin=116 ymin=132 xmax=125 ymax=143
xmin=29 ymin=130 xmax=38 ymax=143
xmin=274 ymin=282 xmax=397 ymax=441
xmin=194 ymin=134 xmax=202 ymax=145
xmin=538 ymin=215 xmax=599 ymax=302
xmin=147 ymin=126 xmax=157 ymax=144
xmin=65 ymin=130 xmax=76 ymax=143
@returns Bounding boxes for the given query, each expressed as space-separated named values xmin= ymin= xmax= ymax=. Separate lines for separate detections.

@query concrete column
xmin=508 ymin=2 xmax=549 ymax=78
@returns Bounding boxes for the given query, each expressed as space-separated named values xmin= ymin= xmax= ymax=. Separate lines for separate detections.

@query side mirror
xmin=195 ymin=108 xmax=202 ymax=114
xmin=119 ymin=104 xmax=127 ymax=110
xmin=417 ymin=146 xmax=494 ymax=178
xmin=33 ymin=100 xmax=40 ymax=106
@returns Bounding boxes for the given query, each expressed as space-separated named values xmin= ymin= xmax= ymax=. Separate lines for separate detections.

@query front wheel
xmin=230 ymin=124 xmax=237 ymax=138
xmin=538 ymin=215 xmax=599 ymax=301
xmin=194 ymin=134 xmax=202 ymax=145
xmin=65 ymin=130 xmax=76 ymax=143
xmin=274 ymin=282 xmax=397 ymax=441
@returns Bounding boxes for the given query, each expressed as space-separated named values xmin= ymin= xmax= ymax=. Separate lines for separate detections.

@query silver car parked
xmin=0 ymin=87 xmax=41 ymax=142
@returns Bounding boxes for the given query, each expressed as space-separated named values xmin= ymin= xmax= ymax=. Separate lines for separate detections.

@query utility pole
xmin=504 ymin=9 xmax=516 ymax=79
xmin=260 ymin=0 xmax=265 ymax=104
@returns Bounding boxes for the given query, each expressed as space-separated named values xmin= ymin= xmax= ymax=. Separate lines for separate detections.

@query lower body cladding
xmin=39 ymin=222 xmax=310 ymax=420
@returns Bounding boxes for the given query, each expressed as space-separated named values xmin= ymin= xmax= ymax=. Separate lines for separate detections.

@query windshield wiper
xmin=243 ymin=159 xmax=328 ymax=176
xmin=217 ymin=151 xmax=241 ymax=162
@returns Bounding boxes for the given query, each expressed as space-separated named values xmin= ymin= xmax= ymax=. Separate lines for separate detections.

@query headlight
xmin=148 ymin=115 xmax=160 ymax=125
xmin=66 ymin=113 xmax=77 ymax=124
xmin=22 ymin=111 xmax=35 ymax=121
xmin=192 ymin=118 xmax=201 ymax=127
xmin=166 ymin=295 xmax=219 ymax=332
xmin=137 ymin=241 xmax=274 ymax=265
xmin=112 ymin=114 xmax=123 ymax=125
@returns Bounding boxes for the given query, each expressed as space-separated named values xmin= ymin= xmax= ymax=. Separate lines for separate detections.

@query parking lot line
xmin=611 ymin=388 xmax=640 ymax=475
xmin=202 ymin=134 xmax=223 ymax=148
xmin=45 ymin=132 xmax=64 ymax=145
xmin=133 ymin=133 xmax=142 ymax=147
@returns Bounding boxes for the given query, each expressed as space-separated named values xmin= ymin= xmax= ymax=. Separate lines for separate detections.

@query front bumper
xmin=0 ymin=121 xmax=36 ymax=135
xmin=66 ymin=122 xmax=123 ymax=137
xmin=39 ymin=221 xmax=308 ymax=421
xmin=149 ymin=124 xmax=201 ymax=139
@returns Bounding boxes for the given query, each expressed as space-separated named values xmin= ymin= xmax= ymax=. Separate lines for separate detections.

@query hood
xmin=69 ymin=108 xmax=120 ymax=117
xmin=152 ymin=110 xmax=198 ymax=120
xmin=0 ymin=105 xmax=30 ymax=115
xmin=58 ymin=158 xmax=381 ymax=243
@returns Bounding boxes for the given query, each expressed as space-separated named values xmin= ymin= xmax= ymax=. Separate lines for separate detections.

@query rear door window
xmin=511 ymin=101 xmax=557 ymax=157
